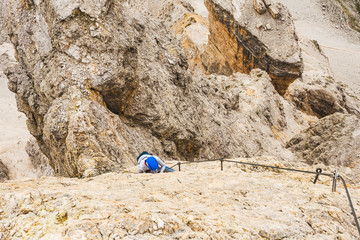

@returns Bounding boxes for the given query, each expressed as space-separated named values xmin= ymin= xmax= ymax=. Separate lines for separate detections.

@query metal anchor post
xmin=313 ymin=168 xmax=322 ymax=184
xmin=332 ymin=170 xmax=339 ymax=192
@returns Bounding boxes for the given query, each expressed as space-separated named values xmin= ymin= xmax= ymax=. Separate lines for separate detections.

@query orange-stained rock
xmin=203 ymin=0 xmax=303 ymax=95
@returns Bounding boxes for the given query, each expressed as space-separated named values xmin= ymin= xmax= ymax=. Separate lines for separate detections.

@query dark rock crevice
xmin=0 ymin=161 xmax=9 ymax=182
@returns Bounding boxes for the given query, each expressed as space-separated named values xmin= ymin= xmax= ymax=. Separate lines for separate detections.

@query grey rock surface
xmin=4 ymin=0 xmax=312 ymax=177
xmin=0 ymin=160 xmax=359 ymax=239
xmin=25 ymin=138 xmax=54 ymax=177
xmin=3 ymin=0 xmax=360 ymax=180
xmin=0 ymin=0 xmax=8 ymax=45
xmin=287 ymin=113 xmax=360 ymax=169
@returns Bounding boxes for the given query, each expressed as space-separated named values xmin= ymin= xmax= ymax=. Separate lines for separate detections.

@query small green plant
xmin=356 ymin=2 xmax=360 ymax=14
xmin=185 ymin=17 xmax=197 ymax=28
xmin=311 ymin=40 xmax=323 ymax=54
xmin=325 ymin=75 xmax=335 ymax=83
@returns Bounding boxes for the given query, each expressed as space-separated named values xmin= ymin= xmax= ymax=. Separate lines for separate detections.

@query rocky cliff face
xmin=203 ymin=0 xmax=303 ymax=95
xmin=126 ymin=0 xmax=304 ymax=96
xmin=3 ymin=0 xmax=360 ymax=180
xmin=287 ymin=113 xmax=360 ymax=171
xmin=4 ymin=0 xmax=312 ymax=177
xmin=5 ymin=0 xmax=192 ymax=177
xmin=1 ymin=0 xmax=360 ymax=239
xmin=285 ymin=37 xmax=360 ymax=118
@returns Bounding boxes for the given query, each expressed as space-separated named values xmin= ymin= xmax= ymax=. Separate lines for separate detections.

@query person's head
xmin=137 ymin=151 xmax=149 ymax=161
xmin=145 ymin=156 xmax=158 ymax=171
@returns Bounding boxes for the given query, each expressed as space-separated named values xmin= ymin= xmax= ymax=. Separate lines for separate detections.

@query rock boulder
xmin=287 ymin=113 xmax=360 ymax=168
xmin=286 ymin=38 xmax=360 ymax=118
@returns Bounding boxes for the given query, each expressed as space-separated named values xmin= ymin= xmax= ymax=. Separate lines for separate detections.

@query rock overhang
xmin=203 ymin=0 xmax=303 ymax=95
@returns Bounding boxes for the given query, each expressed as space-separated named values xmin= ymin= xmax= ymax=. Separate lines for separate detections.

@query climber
xmin=137 ymin=151 xmax=166 ymax=173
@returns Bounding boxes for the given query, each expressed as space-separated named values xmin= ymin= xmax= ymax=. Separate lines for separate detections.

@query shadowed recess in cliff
xmin=203 ymin=0 xmax=303 ymax=95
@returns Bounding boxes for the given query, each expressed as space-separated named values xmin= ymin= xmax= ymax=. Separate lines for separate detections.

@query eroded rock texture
xmin=287 ymin=113 xmax=360 ymax=167
xmin=129 ymin=0 xmax=303 ymax=95
xmin=6 ymin=0 xmax=359 ymax=178
xmin=5 ymin=0 xmax=195 ymax=177
xmin=0 ymin=0 xmax=8 ymax=44
xmin=5 ymin=0 xmax=311 ymax=177
xmin=203 ymin=0 xmax=303 ymax=95
xmin=285 ymin=38 xmax=360 ymax=118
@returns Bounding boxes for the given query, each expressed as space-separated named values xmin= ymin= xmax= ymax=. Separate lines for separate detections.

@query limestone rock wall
xmin=5 ymin=0 xmax=312 ymax=177
xmin=285 ymin=38 xmax=360 ymax=118
xmin=130 ymin=0 xmax=359 ymax=118
xmin=5 ymin=0 xmax=195 ymax=177
xmin=4 ymin=0 xmax=359 ymax=178
xmin=287 ymin=113 xmax=360 ymax=169
xmin=203 ymin=0 xmax=303 ymax=95
xmin=127 ymin=0 xmax=304 ymax=96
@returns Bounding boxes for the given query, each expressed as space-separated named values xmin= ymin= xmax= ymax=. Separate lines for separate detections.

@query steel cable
xmin=168 ymin=158 xmax=360 ymax=236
